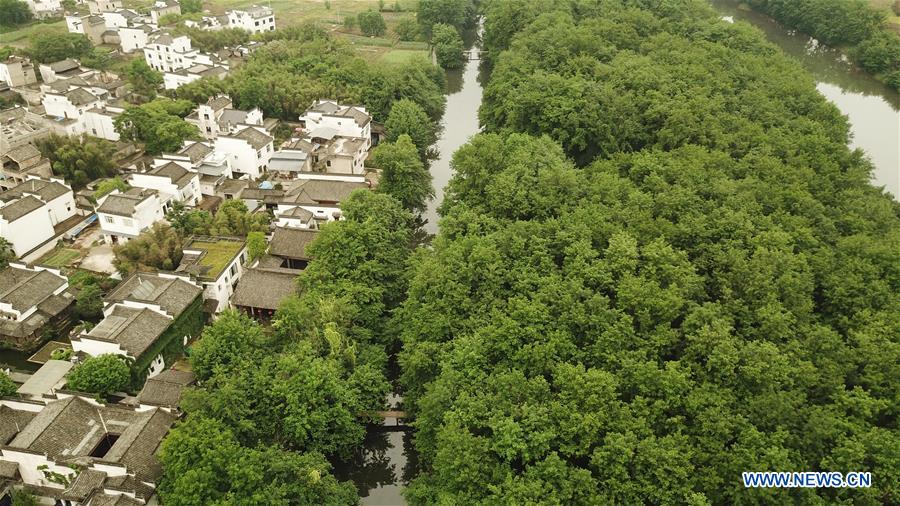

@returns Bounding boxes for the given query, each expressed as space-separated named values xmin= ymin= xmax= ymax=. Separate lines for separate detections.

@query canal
xmin=710 ymin=0 xmax=900 ymax=200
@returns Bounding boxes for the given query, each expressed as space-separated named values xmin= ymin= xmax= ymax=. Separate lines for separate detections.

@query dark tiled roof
xmin=278 ymin=205 xmax=313 ymax=221
xmin=48 ymin=59 xmax=79 ymax=72
xmin=5 ymin=143 xmax=40 ymax=163
xmin=63 ymin=468 xmax=107 ymax=501
xmin=286 ymin=179 xmax=368 ymax=205
xmin=97 ymin=189 xmax=157 ymax=217
xmin=231 ymin=267 xmax=297 ymax=310
xmin=0 ymin=404 xmax=36 ymax=445
xmin=105 ymin=408 xmax=177 ymax=482
xmin=137 ymin=369 xmax=195 ymax=408
xmin=0 ymin=195 xmax=43 ymax=221
xmin=148 ymin=162 xmax=194 ymax=189
xmin=232 ymin=126 xmax=272 ymax=150
xmin=178 ymin=141 xmax=213 ymax=162
xmin=206 ymin=95 xmax=231 ymax=111
xmin=0 ymin=266 xmax=67 ymax=313
xmin=65 ymin=88 xmax=99 ymax=106
xmin=1 ymin=178 xmax=70 ymax=202
xmin=81 ymin=305 xmax=171 ymax=359
xmin=105 ymin=272 xmax=202 ymax=317
xmin=268 ymin=226 xmax=318 ymax=260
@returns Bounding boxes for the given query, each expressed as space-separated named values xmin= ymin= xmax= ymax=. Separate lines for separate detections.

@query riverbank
xmin=711 ymin=0 xmax=900 ymax=200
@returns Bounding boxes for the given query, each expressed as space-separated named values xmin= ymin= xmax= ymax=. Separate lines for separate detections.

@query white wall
xmin=119 ymin=26 xmax=151 ymax=53
xmin=214 ymin=136 xmax=271 ymax=179
xmin=0 ymin=207 xmax=55 ymax=256
xmin=82 ymin=110 xmax=120 ymax=141
xmin=97 ymin=191 xmax=164 ymax=243
xmin=227 ymin=10 xmax=275 ymax=34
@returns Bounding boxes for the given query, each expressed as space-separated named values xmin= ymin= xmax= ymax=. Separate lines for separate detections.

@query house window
xmin=104 ymin=215 xmax=114 ymax=223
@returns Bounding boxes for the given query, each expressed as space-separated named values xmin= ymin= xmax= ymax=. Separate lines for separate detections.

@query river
xmin=710 ymin=0 xmax=900 ymax=200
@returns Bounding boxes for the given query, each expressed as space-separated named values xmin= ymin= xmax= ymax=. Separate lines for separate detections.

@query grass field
xmin=39 ymin=247 xmax=82 ymax=268
xmin=0 ymin=19 xmax=67 ymax=47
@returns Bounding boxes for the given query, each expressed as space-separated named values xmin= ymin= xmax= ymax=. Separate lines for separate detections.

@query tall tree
xmin=0 ymin=0 xmax=33 ymax=27
xmin=370 ymin=134 xmax=433 ymax=214
xmin=112 ymin=222 xmax=184 ymax=275
xmin=125 ymin=58 xmax=163 ymax=99
xmin=357 ymin=10 xmax=386 ymax=36
xmin=431 ymin=23 xmax=464 ymax=69
xmin=114 ymin=98 xmax=199 ymax=154
xmin=36 ymin=134 xmax=118 ymax=189
xmin=27 ymin=31 xmax=92 ymax=63
xmin=384 ymin=98 xmax=437 ymax=158
xmin=66 ymin=354 xmax=131 ymax=397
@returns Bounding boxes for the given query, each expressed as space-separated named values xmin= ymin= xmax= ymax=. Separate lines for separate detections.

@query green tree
xmin=394 ymin=18 xmax=419 ymax=41
xmin=67 ymin=354 xmax=131 ymax=397
xmin=114 ymin=98 xmax=199 ymax=154
xmin=171 ymin=76 xmax=227 ymax=104
xmin=9 ymin=490 xmax=38 ymax=506
xmin=208 ymin=199 xmax=269 ymax=236
xmin=384 ymin=98 xmax=436 ymax=158
xmin=166 ymin=201 xmax=213 ymax=236
xmin=0 ymin=372 xmax=16 ymax=397
xmin=357 ymin=10 xmax=386 ymax=36
xmin=0 ymin=0 xmax=33 ymax=27
xmin=370 ymin=134 xmax=433 ymax=214
xmin=189 ymin=310 xmax=265 ymax=381
xmin=27 ymin=31 xmax=92 ymax=63
xmin=158 ymin=417 xmax=358 ymax=505
xmin=36 ymin=134 xmax=118 ymax=189
xmin=0 ymin=237 xmax=15 ymax=269
xmin=125 ymin=58 xmax=163 ymax=99
xmin=179 ymin=0 xmax=201 ymax=14
xmin=74 ymin=284 xmax=104 ymax=322
xmin=417 ymin=0 xmax=474 ymax=35
xmin=81 ymin=47 xmax=112 ymax=70
xmin=431 ymin=23 xmax=464 ymax=69
xmin=246 ymin=231 xmax=267 ymax=261
xmin=113 ymin=222 xmax=184 ymax=275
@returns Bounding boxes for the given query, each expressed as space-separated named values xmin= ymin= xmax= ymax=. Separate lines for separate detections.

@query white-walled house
xmin=163 ymin=62 xmax=228 ymax=90
xmin=88 ymin=0 xmax=122 ymax=14
xmin=130 ymin=161 xmax=202 ymax=207
xmin=0 ymin=56 xmax=37 ymax=88
xmin=177 ymin=237 xmax=248 ymax=313
xmin=0 ymin=178 xmax=77 ymax=257
xmin=186 ymin=95 xmax=264 ymax=139
xmin=150 ymin=0 xmax=180 ymax=23
xmin=214 ymin=126 xmax=274 ymax=179
xmin=226 ymin=5 xmax=275 ymax=34
xmin=299 ymin=99 xmax=372 ymax=150
xmin=143 ymin=33 xmax=201 ymax=72
xmin=119 ymin=24 xmax=155 ymax=53
xmin=95 ymin=188 xmax=165 ymax=244
xmin=22 ymin=0 xmax=60 ymax=17
xmin=41 ymin=87 xmax=122 ymax=140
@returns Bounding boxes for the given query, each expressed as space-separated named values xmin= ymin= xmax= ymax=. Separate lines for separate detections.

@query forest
xmin=395 ymin=0 xmax=900 ymax=504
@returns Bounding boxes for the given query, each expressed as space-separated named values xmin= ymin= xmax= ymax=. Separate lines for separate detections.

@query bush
xmin=0 ymin=372 xmax=16 ymax=397
xmin=431 ymin=23 xmax=464 ymax=69
xmin=394 ymin=18 xmax=419 ymax=41
xmin=357 ymin=10 xmax=386 ymax=37
xmin=75 ymin=284 xmax=104 ymax=322
xmin=66 ymin=354 xmax=131 ymax=397
xmin=0 ymin=0 xmax=33 ymax=27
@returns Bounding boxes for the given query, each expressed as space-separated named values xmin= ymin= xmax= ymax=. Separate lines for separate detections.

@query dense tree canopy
xmin=0 ymin=372 xmax=16 ymax=397
xmin=431 ymin=23 xmax=465 ymax=69
xmin=357 ymin=10 xmax=386 ymax=37
xmin=417 ymin=0 xmax=475 ymax=35
xmin=384 ymin=98 xmax=437 ymax=158
xmin=67 ymin=354 xmax=131 ymax=397
xmin=399 ymin=0 xmax=900 ymax=504
xmin=26 ymin=31 xmax=92 ymax=63
xmin=166 ymin=199 xmax=270 ymax=237
xmin=224 ymin=29 xmax=445 ymax=122
xmin=114 ymin=98 xmax=199 ymax=154
xmin=370 ymin=134 xmax=433 ymax=215
xmin=36 ymin=134 xmax=118 ymax=189
xmin=0 ymin=0 xmax=32 ymax=27
xmin=124 ymin=58 xmax=163 ymax=99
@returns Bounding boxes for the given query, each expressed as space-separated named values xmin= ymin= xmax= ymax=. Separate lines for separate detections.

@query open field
xmin=0 ymin=19 xmax=67 ymax=47
xmin=867 ymin=0 xmax=900 ymax=33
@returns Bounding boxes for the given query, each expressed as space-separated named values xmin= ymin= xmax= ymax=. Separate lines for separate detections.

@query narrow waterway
xmin=710 ymin=0 xmax=900 ymax=199
xmin=424 ymin=25 xmax=486 ymax=234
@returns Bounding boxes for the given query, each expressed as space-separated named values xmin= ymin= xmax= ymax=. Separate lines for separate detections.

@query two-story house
xmin=298 ymin=99 xmax=372 ymax=150
xmin=130 ymin=161 xmax=202 ymax=207
xmin=0 ymin=56 xmax=37 ymax=88
xmin=0 ymin=263 xmax=74 ymax=350
xmin=95 ymin=188 xmax=165 ymax=244
xmin=0 ymin=178 xmax=77 ymax=257
xmin=213 ymin=126 xmax=273 ymax=179
xmin=186 ymin=95 xmax=264 ymax=139
xmin=226 ymin=5 xmax=275 ymax=34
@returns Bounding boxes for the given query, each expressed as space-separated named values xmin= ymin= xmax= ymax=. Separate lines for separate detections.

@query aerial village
xmin=0 ymin=1 xmax=388 ymax=503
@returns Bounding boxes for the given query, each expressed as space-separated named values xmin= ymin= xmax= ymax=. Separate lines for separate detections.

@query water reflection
xmin=709 ymin=0 xmax=900 ymax=199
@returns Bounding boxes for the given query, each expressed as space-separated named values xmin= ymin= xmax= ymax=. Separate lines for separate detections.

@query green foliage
xmin=209 ymin=199 xmax=270 ymax=236
xmin=114 ymin=98 xmax=199 ymax=154
xmin=172 ymin=26 xmax=250 ymax=53
xmin=179 ymin=0 xmax=201 ymax=14
xmin=67 ymin=354 xmax=131 ymax=397
xmin=394 ymin=17 xmax=419 ymax=41
xmin=417 ymin=0 xmax=474 ymax=35
xmin=370 ymin=134 xmax=433 ymax=214
xmin=746 ymin=0 xmax=900 ymax=90
xmin=189 ymin=310 xmax=265 ymax=381
xmin=125 ymin=58 xmax=163 ymax=99
xmin=9 ymin=490 xmax=38 ymax=506
xmin=385 ymin=98 xmax=437 ymax=158
xmin=225 ymin=33 xmax=444 ymax=121
xmin=399 ymin=0 xmax=900 ymax=504
xmin=246 ymin=231 xmax=266 ymax=261
xmin=357 ymin=10 xmax=386 ymax=37
xmin=431 ymin=22 xmax=464 ymax=69
xmin=112 ymin=222 xmax=184 ymax=275
xmin=93 ymin=176 xmax=129 ymax=200
xmin=342 ymin=15 xmax=355 ymax=31
xmin=0 ymin=372 xmax=16 ymax=397
xmin=27 ymin=30 xmax=92 ymax=63
xmin=171 ymin=76 xmax=228 ymax=104
xmin=0 ymin=0 xmax=33 ymax=27
xmin=81 ymin=47 xmax=112 ymax=70
xmin=50 ymin=348 xmax=72 ymax=361
xmin=74 ymin=283 xmax=104 ymax=322
xmin=158 ymin=417 xmax=358 ymax=505
xmin=36 ymin=134 xmax=118 ymax=189
xmin=0 ymin=237 xmax=15 ymax=269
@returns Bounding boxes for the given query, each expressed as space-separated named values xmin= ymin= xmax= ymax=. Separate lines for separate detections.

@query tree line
xmin=396 ymin=0 xmax=900 ymax=504
xmin=744 ymin=0 xmax=900 ymax=90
